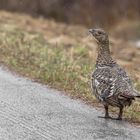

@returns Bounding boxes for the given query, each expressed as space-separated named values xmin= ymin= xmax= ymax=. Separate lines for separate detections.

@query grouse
xmin=89 ymin=28 xmax=140 ymax=120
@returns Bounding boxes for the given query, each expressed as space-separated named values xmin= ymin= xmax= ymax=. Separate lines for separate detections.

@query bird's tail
xmin=133 ymin=90 xmax=140 ymax=98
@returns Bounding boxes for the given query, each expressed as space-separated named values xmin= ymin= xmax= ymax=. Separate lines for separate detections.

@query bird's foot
xmin=109 ymin=117 xmax=122 ymax=121
xmin=98 ymin=115 xmax=112 ymax=119
xmin=115 ymin=117 xmax=122 ymax=120
xmin=98 ymin=116 xmax=123 ymax=120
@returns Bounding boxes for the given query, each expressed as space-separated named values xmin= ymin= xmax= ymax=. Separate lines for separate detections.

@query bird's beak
xmin=89 ymin=29 xmax=99 ymax=42
xmin=89 ymin=29 xmax=95 ymax=34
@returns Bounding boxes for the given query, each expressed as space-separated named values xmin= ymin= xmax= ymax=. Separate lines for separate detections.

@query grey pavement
xmin=0 ymin=67 xmax=139 ymax=140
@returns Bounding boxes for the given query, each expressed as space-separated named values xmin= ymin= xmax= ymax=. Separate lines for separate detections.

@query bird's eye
xmin=98 ymin=32 xmax=102 ymax=34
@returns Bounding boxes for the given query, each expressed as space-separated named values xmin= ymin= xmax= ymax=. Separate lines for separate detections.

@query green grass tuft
xmin=0 ymin=22 xmax=94 ymax=102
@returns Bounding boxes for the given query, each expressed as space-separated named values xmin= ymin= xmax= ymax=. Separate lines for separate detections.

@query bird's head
xmin=89 ymin=28 xmax=109 ymax=44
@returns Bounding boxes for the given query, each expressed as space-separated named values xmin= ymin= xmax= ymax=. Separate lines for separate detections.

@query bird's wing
xmin=114 ymin=66 xmax=139 ymax=98
xmin=111 ymin=65 xmax=140 ymax=99
xmin=92 ymin=67 xmax=116 ymax=101
xmin=92 ymin=65 xmax=139 ymax=101
xmin=116 ymin=66 xmax=132 ymax=85
xmin=116 ymin=79 xmax=140 ymax=99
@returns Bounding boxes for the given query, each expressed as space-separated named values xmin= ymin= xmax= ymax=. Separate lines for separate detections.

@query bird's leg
xmin=117 ymin=107 xmax=123 ymax=120
xmin=98 ymin=105 xmax=111 ymax=119
xmin=104 ymin=105 xmax=110 ymax=118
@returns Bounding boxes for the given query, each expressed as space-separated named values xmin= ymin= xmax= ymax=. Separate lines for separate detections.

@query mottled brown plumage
xmin=89 ymin=28 xmax=140 ymax=120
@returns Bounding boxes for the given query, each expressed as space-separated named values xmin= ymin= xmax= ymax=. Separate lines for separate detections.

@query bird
xmin=89 ymin=28 xmax=140 ymax=120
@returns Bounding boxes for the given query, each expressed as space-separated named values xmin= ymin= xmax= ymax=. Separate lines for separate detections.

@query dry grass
xmin=0 ymin=11 xmax=95 ymax=102
xmin=0 ymin=11 xmax=140 ymax=123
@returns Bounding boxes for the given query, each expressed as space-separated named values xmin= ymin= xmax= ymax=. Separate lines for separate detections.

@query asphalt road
xmin=0 ymin=67 xmax=140 ymax=140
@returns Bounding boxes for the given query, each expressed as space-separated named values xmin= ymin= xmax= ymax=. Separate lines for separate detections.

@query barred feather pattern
xmin=91 ymin=64 xmax=139 ymax=107
xmin=90 ymin=28 xmax=140 ymax=119
xmin=91 ymin=45 xmax=140 ymax=108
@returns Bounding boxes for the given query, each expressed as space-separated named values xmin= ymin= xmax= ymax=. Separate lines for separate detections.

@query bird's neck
xmin=96 ymin=41 xmax=116 ymax=67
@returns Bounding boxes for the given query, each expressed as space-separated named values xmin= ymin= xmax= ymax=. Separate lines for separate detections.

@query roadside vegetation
xmin=0 ymin=11 xmax=140 ymax=123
